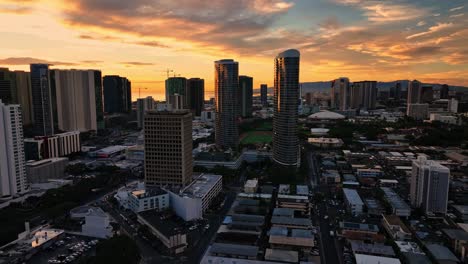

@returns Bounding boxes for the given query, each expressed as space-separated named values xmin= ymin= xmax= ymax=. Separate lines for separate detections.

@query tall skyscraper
xmin=15 ymin=71 xmax=33 ymax=126
xmin=31 ymin=64 xmax=56 ymax=136
xmin=440 ymin=84 xmax=449 ymax=99
xmin=187 ymin=78 xmax=204 ymax=116
xmin=214 ymin=59 xmax=239 ymax=149
xmin=273 ymin=49 xmax=300 ymax=167
xmin=52 ymin=69 xmax=104 ymax=132
xmin=331 ymin=77 xmax=350 ymax=110
xmin=407 ymin=80 xmax=422 ymax=104
xmin=350 ymin=81 xmax=377 ymax=109
xmin=421 ymin=86 xmax=434 ymax=103
xmin=0 ymin=68 xmax=17 ymax=104
xmin=103 ymin=75 xmax=132 ymax=114
xmin=260 ymin=84 xmax=268 ymax=106
xmin=239 ymin=75 xmax=253 ymax=118
xmin=144 ymin=110 xmax=192 ymax=188
xmin=0 ymin=100 xmax=27 ymax=197
xmin=165 ymin=77 xmax=187 ymax=107
xmin=137 ymin=96 xmax=154 ymax=129
xmin=410 ymin=156 xmax=450 ymax=214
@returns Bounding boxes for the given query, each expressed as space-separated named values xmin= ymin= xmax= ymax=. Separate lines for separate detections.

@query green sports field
xmin=240 ymin=131 xmax=273 ymax=144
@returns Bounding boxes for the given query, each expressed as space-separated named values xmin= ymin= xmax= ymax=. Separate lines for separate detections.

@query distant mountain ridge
xmin=254 ymin=81 xmax=468 ymax=95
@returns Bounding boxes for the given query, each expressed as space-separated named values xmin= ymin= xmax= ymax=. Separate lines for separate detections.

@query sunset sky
xmin=1 ymin=0 xmax=467 ymax=100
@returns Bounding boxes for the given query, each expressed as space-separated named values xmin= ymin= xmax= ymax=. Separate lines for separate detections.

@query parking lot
xmin=28 ymin=235 xmax=99 ymax=264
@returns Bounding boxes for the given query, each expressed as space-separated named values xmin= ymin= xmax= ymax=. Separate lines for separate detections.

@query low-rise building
xmin=407 ymin=104 xmax=428 ymax=120
xmin=350 ymin=241 xmax=395 ymax=257
xmin=128 ymin=188 xmax=169 ymax=213
xmin=354 ymin=254 xmax=401 ymax=264
xmin=296 ymin=185 xmax=309 ymax=196
xmin=453 ymin=205 xmax=468 ymax=222
xmin=382 ymin=215 xmax=411 ymax=240
xmin=268 ymin=226 xmax=314 ymax=252
xmin=343 ymin=188 xmax=364 ymax=216
xmin=429 ymin=113 xmax=458 ymax=125
xmin=26 ymin=157 xmax=68 ymax=183
xmin=276 ymin=195 xmax=309 ymax=213
xmin=308 ymin=137 xmax=344 ymax=148
xmin=209 ymin=243 xmax=258 ymax=260
xmin=340 ymin=222 xmax=384 ymax=242
xmin=357 ymin=168 xmax=383 ymax=178
xmin=365 ymin=199 xmax=385 ymax=216
xmin=169 ymin=174 xmax=222 ymax=221
xmin=244 ymin=179 xmax=258 ymax=193
xmin=137 ymin=211 xmax=188 ymax=254
xmin=443 ymin=229 xmax=468 ymax=261
xmin=426 ymin=244 xmax=460 ymax=264
xmin=271 ymin=216 xmax=312 ymax=230
xmin=381 ymin=187 xmax=411 ymax=217
xmin=264 ymin=248 xmax=299 ymax=263
xmin=81 ymin=207 xmax=113 ymax=239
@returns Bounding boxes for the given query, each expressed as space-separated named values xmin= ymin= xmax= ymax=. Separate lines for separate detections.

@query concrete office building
xmin=331 ymin=77 xmax=350 ymax=110
xmin=55 ymin=131 xmax=81 ymax=156
xmin=187 ymin=78 xmax=204 ymax=116
xmin=128 ymin=188 xmax=169 ymax=213
xmin=214 ymin=59 xmax=239 ymax=149
xmin=239 ymin=75 xmax=253 ymax=118
xmin=52 ymin=70 xmax=104 ymax=132
xmin=103 ymin=75 xmax=131 ymax=113
xmin=31 ymin=64 xmax=56 ymax=136
xmin=350 ymin=81 xmax=377 ymax=110
xmin=273 ymin=49 xmax=300 ymax=167
xmin=406 ymin=103 xmax=429 ymax=120
xmin=137 ymin=96 xmax=154 ymax=129
xmin=144 ymin=110 xmax=193 ymax=188
xmin=26 ymin=157 xmax=68 ymax=183
xmin=421 ymin=86 xmax=434 ymax=103
xmin=261 ymin=84 xmax=268 ymax=106
xmin=166 ymin=77 xmax=187 ymax=107
xmin=407 ymin=80 xmax=422 ymax=104
xmin=25 ymin=131 xmax=80 ymax=161
xmin=410 ymin=156 xmax=450 ymax=214
xmin=0 ymin=100 xmax=27 ymax=197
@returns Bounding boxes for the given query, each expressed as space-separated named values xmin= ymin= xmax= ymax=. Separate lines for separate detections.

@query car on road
xmin=324 ymin=215 xmax=329 ymax=220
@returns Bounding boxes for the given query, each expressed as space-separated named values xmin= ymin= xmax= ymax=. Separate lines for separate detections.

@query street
xmin=307 ymin=150 xmax=341 ymax=264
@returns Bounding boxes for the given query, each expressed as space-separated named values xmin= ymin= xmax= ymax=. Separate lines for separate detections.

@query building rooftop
xmin=131 ymin=187 xmax=167 ymax=199
xmin=273 ymin=208 xmax=295 ymax=218
xmin=383 ymin=215 xmax=411 ymax=233
xmin=350 ymin=241 xmax=395 ymax=257
xmin=443 ymin=229 xmax=468 ymax=241
xmin=381 ymin=187 xmax=411 ymax=212
xmin=308 ymin=111 xmax=345 ymax=120
xmin=271 ymin=216 xmax=311 ymax=227
xmin=138 ymin=211 xmax=188 ymax=237
xmin=244 ymin=179 xmax=258 ymax=188
xmin=210 ymin=243 xmax=258 ymax=257
xmin=180 ymin=174 xmax=222 ymax=199
xmin=200 ymin=256 xmax=284 ymax=264
xmin=453 ymin=204 xmax=468 ymax=214
xmin=341 ymin=222 xmax=379 ymax=232
xmin=402 ymin=253 xmax=431 ymax=264
xmin=26 ymin=157 xmax=68 ymax=167
xmin=296 ymin=185 xmax=309 ymax=196
xmin=31 ymin=229 xmax=65 ymax=248
xmin=343 ymin=188 xmax=364 ymax=206
xmin=354 ymin=254 xmax=401 ymax=264
xmin=264 ymin=248 xmax=299 ymax=263
xmin=276 ymin=49 xmax=300 ymax=58
xmin=395 ymin=241 xmax=424 ymax=254
xmin=277 ymin=194 xmax=309 ymax=201
xmin=426 ymin=244 xmax=459 ymax=263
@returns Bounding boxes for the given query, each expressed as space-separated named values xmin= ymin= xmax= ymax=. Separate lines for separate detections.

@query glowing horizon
xmin=1 ymin=0 xmax=467 ymax=101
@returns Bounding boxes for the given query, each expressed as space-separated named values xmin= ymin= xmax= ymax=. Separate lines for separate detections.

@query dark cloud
xmin=0 ymin=57 xmax=77 ymax=66
xmin=81 ymin=60 xmax=103 ymax=64
xmin=121 ymin=62 xmax=155 ymax=66
xmin=132 ymin=41 xmax=169 ymax=48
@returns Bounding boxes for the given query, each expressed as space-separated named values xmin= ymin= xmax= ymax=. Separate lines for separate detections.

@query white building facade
xmin=0 ymin=100 xmax=28 ymax=197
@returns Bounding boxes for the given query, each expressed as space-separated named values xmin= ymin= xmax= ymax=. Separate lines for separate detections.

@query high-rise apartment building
xmin=407 ymin=103 xmax=429 ymax=120
xmin=0 ymin=68 xmax=17 ymax=104
xmin=103 ymin=75 xmax=132 ymax=113
xmin=168 ymin=94 xmax=185 ymax=110
xmin=260 ymin=84 xmax=268 ymax=106
xmin=214 ymin=59 xmax=239 ymax=149
xmin=350 ymin=81 xmax=377 ymax=110
xmin=410 ymin=156 xmax=450 ymax=214
xmin=331 ymin=77 xmax=350 ymax=110
xmin=0 ymin=100 xmax=27 ymax=197
xmin=407 ymin=80 xmax=422 ymax=104
xmin=187 ymin=78 xmax=204 ymax=116
xmin=144 ymin=110 xmax=192 ymax=188
xmin=273 ymin=49 xmax=300 ymax=167
xmin=52 ymin=69 xmax=104 ymax=132
xmin=31 ymin=64 xmax=56 ymax=136
xmin=239 ymin=75 xmax=253 ymax=118
xmin=15 ymin=71 xmax=33 ymax=126
xmin=137 ymin=96 xmax=154 ymax=129
xmin=440 ymin=84 xmax=449 ymax=99
xmin=166 ymin=77 xmax=187 ymax=107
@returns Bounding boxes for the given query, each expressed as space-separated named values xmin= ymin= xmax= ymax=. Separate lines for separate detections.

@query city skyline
xmin=1 ymin=0 xmax=467 ymax=100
